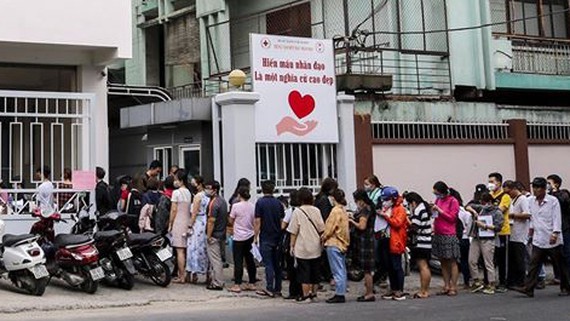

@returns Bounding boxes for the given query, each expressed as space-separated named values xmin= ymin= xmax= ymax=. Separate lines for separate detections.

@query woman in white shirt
xmin=168 ymin=169 xmax=192 ymax=283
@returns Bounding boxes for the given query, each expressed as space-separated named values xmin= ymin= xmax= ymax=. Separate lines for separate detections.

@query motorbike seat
xmin=3 ymin=234 xmax=37 ymax=247
xmin=94 ymin=230 xmax=123 ymax=241
xmin=54 ymin=234 xmax=92 ymax=248
xmin=128 ymin=232 xmax=159 ymax=245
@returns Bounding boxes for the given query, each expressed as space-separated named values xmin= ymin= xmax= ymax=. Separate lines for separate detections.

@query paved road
xmin=3 ymin=286 xmax=569 ymax=321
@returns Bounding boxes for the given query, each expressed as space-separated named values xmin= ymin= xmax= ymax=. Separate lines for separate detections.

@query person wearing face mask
xmin=547 ymin=174 xmax=570 ymax=278
xmin=431 ymin=181 xmax=461 ymax=297
xmin=168 ymin=169 xmax=192 ymax=283
xmin=314 ymin=177 xmax=338 ymax=284
xmin=186 ymin=175 xmax=210 ymax=284
xmin=349 ymin=190 xmax=376 ymax=302
xmin=465 ymin=193 xmax=504 ymax=295
xmin=405 ymin=192 xmax=433 ymax=298
xmin=487 ymin=172 xmax=512 ymax=293
xmin=377 ymin=186 xmax=409 ymax=301
xmin=364 ymin=175 xmax=383 ymax=208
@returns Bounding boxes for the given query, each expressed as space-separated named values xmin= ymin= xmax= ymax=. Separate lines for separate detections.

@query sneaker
xmin=471 ymin=282 xmax=485 ymax=293
xmin=382 ymin=292 xmax=394 ymax=300
xmin=326 ymin=295 xmax=346 ymax=304
xmin=482 ymin=286 xmax=495 ymax=295
xmin=393 ymin=292 xmax=407 ymax=301
xmin=495 ymin=286 xmax=508 ymax=293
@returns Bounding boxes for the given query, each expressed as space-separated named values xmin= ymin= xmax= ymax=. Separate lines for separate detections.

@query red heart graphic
xmin=288 ymin=90 xmax=315 ymax=119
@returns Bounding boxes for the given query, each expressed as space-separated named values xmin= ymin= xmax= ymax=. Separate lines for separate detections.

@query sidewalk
xmin=0 ymin=267 xmax=426 ymax=314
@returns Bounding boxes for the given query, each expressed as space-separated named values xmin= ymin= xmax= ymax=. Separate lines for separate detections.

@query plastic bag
xmin=251 ymin=243 xmax=263 ymax=263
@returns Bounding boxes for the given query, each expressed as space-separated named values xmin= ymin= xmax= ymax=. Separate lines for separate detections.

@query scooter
xmin=0 ymin=219 xmax=50 ymax=296
xmin=97 ymin=211 xmax=174 ymax=287
xmin=71 ymin=206 xmax=137 ymax=290
xmin=30 ymin=209 xmax=104 ymax=294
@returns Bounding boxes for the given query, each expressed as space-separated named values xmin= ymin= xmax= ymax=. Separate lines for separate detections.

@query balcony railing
xmin=505 ymin=35 xmax=570 ymax=76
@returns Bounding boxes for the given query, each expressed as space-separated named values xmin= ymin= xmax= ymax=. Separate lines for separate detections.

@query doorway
xmin=179 ymin=145 xmax=201 ymax=178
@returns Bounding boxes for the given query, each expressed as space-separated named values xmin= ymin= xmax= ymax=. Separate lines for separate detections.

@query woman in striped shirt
xmin=405 ymin=192 xmax=433 ymax=299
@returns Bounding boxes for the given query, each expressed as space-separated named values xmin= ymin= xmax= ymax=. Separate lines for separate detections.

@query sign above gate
xmin=250 ymin=33 xmax=338 ymax=143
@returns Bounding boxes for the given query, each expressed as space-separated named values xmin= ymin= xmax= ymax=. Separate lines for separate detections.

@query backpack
xmin=153 ymin=195 xmax=172 ymax=236
xmin=125 ymin=189 xmax=144 ymax=232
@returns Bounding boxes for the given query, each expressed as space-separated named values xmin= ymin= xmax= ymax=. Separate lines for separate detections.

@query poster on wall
xmin=250 ymin=33 xmax=338 ymax=143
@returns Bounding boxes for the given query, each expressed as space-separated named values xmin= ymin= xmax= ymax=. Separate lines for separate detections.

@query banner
xmin=250 ymin=33 xmax=338 ymax=143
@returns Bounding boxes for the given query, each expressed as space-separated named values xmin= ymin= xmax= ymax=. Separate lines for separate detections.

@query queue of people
xmin=88 ymin=160 xmax=570 ymax=304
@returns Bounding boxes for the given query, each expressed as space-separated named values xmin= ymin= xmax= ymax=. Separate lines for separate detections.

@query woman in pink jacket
xmin=431 ymin=181 xmax=460 ymax=297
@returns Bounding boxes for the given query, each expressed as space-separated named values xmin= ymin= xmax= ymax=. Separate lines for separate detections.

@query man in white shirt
xmin=514 ymin=177 xmax=570 ymax=297
xmin=36 ymin=166 xmax=55 ymax=214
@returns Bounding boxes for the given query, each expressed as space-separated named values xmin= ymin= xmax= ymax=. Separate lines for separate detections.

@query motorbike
xmin=30 ymin=208 xmax=104 ymax=294
xmin=97 ymin=211 xmax=174 ymax=287
xmin=71 ymin=206 xmax=137 ymax=290
xmin=0 ymin=219 xmax=50 ymax=296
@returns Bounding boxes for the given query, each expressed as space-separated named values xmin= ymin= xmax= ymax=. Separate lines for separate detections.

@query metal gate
xmin=0 ymin=90 xmax=96 ymax=216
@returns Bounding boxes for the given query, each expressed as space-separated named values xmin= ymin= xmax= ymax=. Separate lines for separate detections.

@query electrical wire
xmin=367 ymin=7 xmax=570 ymax=35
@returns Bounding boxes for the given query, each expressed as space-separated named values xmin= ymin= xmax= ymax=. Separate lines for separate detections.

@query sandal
xmin=243 ymin=284 xmax=257 ymax=291
xmin=447 ymin=290 xmax=458 ymax=297
xmin=357 ymin=295 xmax=376 ymax=302
xmin=413 ymin=293 xmax=429 ymax=299
xmin=256 ymin=289 xmax=275 ymax=298
xmin=228 ymin=285 xmax=242 ymax=293
xmin=436 ymin=289 xmax=450 ymax=296
xmin=172 ymin=277 xmax=186 ymax=284
xmin=206 ymin=284 xmax=224 ymax=291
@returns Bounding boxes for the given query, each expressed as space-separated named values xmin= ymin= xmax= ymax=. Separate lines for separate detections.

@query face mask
xmin=403 ymin=200 xmax=409 ymax=208
xmin=487 ymin=183 xmax=497 ymax=192
xmin=434 ymin=193 xmax=444 ymax=199
xmin=382 ymin=200 xmax=393 ymax=208
xmin=364 ymin=185 xmax=373 ymax=192
xmin=547 ymin=183 xmax=553 ymax=193
xmin=173 ymin=181 xmax=181 ymax=188
xmin=328 ymin=196 xmax=335 ymax=206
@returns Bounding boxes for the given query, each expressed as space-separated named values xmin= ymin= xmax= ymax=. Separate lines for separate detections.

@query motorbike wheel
xmin=13 ymin=271 xmax=49 ymax=296
xmin=118 ymin=272 xmax=135 ymax=290
xmin=147 ymin=254 xmax=171 ymax=287
xmin=80 ymin=268 xmax=99 ymax=294
xmin=28 ymin=276 xmax=49 ymax=296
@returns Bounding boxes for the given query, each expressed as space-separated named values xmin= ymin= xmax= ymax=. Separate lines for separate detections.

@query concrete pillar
xmin=215 ymin=91 xmax=260 ymax=198
xmin=508 ymin=119 xmax=530 ymax=190
xmin=354 ymin=114 xmax=374 ymax=188
xmin=337 ymin=95 xmax=357 ymax=201
xmin=79 ymin=65 xmax=108 ymax=171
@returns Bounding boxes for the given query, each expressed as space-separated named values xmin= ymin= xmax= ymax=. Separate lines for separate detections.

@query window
xmin=494 ymin=0 xmax=570 ymax=39
xmin=153 ymin=146 xmax=172 ymax=180
xmin=266 ymin=2 xmax=312 ymax=37
xmin=179 ymin=145 xmax=200 ymax=178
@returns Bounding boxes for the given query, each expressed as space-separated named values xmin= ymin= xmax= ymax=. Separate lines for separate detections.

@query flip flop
xmin=172 ymin=277 xmax=186 ymax=284
xmin=256 ymin=289 xmax=275 ymax=298
xmin=447 ymin=290 xmax=458 ymax=297
xmin=413 ymin=293 xmax=429 ymax=299
xmin=436 ymin=289 xmax=450 ymax=296
xmin=228 ymin=286 xmax=242 ymax=293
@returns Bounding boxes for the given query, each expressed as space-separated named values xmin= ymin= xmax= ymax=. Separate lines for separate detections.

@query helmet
xmin=380 ymin=186 xmax=399 ymax=201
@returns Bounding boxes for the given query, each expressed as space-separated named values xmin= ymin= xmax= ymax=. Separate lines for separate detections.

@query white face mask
xmin=173 ymin=181 xmax=181 ymax=188
xmin=382 ymin=200 xmax=393 ymax=208
xmin=403 ymin=200 xmax=409 ymax=208
xmin=328 ymin=196 xmax=335 ymax=206
xmin=487 ymin=183 xmax=497 ymax=192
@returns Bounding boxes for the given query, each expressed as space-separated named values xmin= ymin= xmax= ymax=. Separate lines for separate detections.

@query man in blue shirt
xmin=254 ymin=180 xmax=285 ymax=297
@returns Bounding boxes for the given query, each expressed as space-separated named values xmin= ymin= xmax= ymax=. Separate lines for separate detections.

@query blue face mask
xmin=434 ymin=193 xmax=444 ymax=199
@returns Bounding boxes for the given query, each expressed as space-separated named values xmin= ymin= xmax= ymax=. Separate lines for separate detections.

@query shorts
xmin=411 ymin=247 xmax=431 ymax=262
xmin=296 ymin=257 xmax=321 ymax=285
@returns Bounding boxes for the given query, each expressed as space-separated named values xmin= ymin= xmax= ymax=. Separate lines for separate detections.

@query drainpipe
xmin=479 ymin=0 xmax=496 ymax=90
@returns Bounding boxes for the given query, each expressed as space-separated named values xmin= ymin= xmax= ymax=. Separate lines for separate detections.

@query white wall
xmin=0 ymin=0 xmax=131 ymax=60
xmin=529 ymin=146 xmax=570 ymax=184
xmin=372 ymin=144 xmax=516 ymax=203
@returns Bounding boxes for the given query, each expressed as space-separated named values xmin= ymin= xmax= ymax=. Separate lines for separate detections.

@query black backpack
xmin=153 ymin=195 xmax=172 ymax=236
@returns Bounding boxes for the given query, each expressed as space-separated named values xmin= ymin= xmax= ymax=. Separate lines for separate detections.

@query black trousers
xmin=525 ymin=245 xmax=570 ymax=293
xmin=286 ymin=254 xmax=302 ymax=297
xmin=507 ymin=241 xmax=527 ymax=287
xmin=495 ymin=235 xmax=509 ymax=286
xmin=232 ymin=237 xmax=257 ymax=285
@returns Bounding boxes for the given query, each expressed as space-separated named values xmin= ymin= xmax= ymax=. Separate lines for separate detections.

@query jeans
xmin=508 ymin=241 xmax=527 ymax=287
xmin=495 ymin=235 xmax=509 ymax=286
xmin=232 ymin=237 xmax=256 ymax=285
xmin=525 ymin=245 xmax=570 ymax=293
xmin=326 ymin=246 xmax=347 ymax=296
xmin=374 ymin=236 xmax=390 ymax=280
xmin=260 ymin=242 xmax=282 ymax=293
xmin=206 ymin=238 xmax=225 ymax=287
xmin=460 ymin=238 xmax=471 ymax=285
xmin=388 ymin=254 xmax=405 ymax=292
